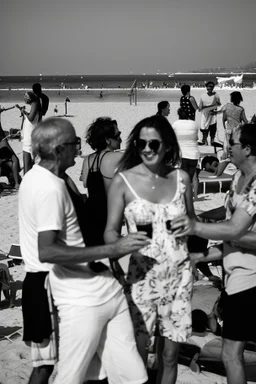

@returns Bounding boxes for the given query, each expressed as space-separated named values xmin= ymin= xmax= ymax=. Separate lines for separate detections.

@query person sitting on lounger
xmin=0 ymin=124 xmax=21 ymax=189
xmin=184 ymin=308 xmax=256 ymax=380
xmin=0 ymin=263 xmax=15 ymax=308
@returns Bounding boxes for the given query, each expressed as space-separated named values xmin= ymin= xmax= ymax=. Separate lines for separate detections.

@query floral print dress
xmin=119 ymin=170 xmax=193 ymax=343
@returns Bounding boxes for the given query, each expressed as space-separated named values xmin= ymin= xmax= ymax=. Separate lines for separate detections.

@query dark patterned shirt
xmin=180 ymin=95 xmax=196 ymax=120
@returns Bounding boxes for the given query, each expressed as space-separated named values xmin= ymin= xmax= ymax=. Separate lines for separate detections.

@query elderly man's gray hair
xmin=31 ymin=117 xmax=74 ymax=160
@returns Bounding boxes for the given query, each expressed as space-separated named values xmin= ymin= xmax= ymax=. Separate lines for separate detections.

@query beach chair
xmin=7 ymin=244 xmax=22 ymax=266
xmin=0 ymin=245 xmax=23 ymax=266
xmin=198 ymin=170 xmax=233 ymax=195
xmin=0 ymin=326 xmax=22 ymax=342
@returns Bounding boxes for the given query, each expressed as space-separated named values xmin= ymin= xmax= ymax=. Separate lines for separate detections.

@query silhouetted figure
xmin=64 ymin=97 xmax=70 ymax=115
xmin=32 ymin=83 xmax=49 ymax=121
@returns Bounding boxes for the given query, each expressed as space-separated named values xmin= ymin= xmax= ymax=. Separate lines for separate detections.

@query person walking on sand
xmin=32 ymin=83 xmax=49 ymax=121
xmin=54 ymin=105 xmax=58 ymax=116
xmin=19 ymin=117 xmax=149 ymax=384
xmin=180 ymin=84 xmax=198 ymax=121
xmin=64 ymin=97 xmax=70 ymax=115
xmin=172 ymin=123 xmax=256 ymax=384
xmin=104 ymin=115 xmax=196 ymax=384
xmin=198 ymin=81 xmax=221 ymax=145
xmin=16 ymin=91 xmax=41 ymax=174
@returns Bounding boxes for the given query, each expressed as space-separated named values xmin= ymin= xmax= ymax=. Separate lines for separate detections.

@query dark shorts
xmin=22 ymin=272 xmax=52 ymax=343
xmin=222 ymin=286 xmax=256 ymax=342
xmin=181 ymin=158 xmax=198 ymax=182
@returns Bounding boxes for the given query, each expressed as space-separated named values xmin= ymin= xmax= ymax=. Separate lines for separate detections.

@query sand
xmin=0 ymin=89 xmax=255 ymax=383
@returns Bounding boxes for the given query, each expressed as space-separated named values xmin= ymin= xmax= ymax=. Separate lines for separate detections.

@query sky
xmin=1 ymin=0 xmax=255 ymax=75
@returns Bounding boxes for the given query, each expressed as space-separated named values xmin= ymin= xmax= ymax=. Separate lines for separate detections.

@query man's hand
xmin=113 ymin=233 xmax=151 ymax=258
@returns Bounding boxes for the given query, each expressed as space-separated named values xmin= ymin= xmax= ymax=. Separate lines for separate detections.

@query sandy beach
xmin=0 ymin=89 xmax=255 ymax=383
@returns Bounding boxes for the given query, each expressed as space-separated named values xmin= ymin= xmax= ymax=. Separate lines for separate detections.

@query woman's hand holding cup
xmin=171 ymin=215 xmax=196 ymax=237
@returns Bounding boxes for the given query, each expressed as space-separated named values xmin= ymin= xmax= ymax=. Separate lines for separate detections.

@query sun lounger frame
xmin=198 ymin=171 xmax=233 ymax=195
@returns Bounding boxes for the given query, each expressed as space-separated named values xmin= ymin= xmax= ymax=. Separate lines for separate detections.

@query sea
xmin=1 ymin=73 xmax=256 ymax=103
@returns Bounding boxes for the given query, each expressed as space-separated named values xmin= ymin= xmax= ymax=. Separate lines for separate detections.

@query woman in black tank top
xmin=80 ymin=117 xmax=123 ymax=246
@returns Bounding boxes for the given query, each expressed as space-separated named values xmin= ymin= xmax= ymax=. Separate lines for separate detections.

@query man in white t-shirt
xmin=198 ymin=81 xmax=221 ymax=146
xmin=19 ymin=117 xmax=149 ymax=384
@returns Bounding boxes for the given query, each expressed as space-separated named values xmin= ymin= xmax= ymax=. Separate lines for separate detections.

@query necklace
xmin=142 ymin=164 xmax=160 ymax=190
xmin=151 ymin=174 xmax=159 ymax=190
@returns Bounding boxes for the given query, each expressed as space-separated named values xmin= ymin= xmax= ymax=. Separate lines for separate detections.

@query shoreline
xmin=2 ymin=87 xmax=256 ymax=105
xmin=1 ymin=86 xmax=256 ymax=91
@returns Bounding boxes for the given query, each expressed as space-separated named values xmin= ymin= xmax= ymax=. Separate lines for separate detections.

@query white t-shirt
xmin=22 ymin=112 xmax=39 ymax=154
xmin=187 ymin=332 xmax=218 ymax=350
xmin=172 ymin=119 xmax=200 ymax=160
xmin=199 ymin=92 xmax=221 ymax=130
xmin=19 ymin=165 xmax=121 ymax=306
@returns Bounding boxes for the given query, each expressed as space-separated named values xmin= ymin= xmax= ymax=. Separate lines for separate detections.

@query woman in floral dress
xmin=104 ymin=115 xmax=196 ymax=384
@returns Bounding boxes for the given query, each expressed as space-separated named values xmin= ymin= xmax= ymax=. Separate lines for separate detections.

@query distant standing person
xmin=64 ymin=97 xmax=70 ymax=116
xmin=32 ymin=83 xmax=49 ymax=121
xmin=198 ymin=81 xmax=221 ymax=145
xmin=221 ymin=91 xmax=248 ymax=158
xmin=16 ymin=92 xmax=41 ymax=174
xmin=54 ymin=105 xmax=58 ymax=116
xmin=156 ymin=100 xmax=170 ymax=117
xmin=180 ymin=84 xmax=198 ymax=121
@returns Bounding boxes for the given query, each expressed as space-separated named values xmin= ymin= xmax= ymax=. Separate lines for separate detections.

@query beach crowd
xmin=1 ymin=81 xmax=256 ymax=384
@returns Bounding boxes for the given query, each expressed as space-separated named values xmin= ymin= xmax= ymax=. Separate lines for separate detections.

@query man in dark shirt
xmin=32 ymin=83 xmax=49 ymax=120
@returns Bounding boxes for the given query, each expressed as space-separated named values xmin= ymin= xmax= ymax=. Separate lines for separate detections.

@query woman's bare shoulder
xmin=169 ymin=168 xmax=190 ymax=184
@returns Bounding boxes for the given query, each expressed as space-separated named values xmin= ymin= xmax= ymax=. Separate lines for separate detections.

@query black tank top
xmin=85 ymin=151 xmax=111 ymax=246
xmin=86 ymin=151 xmax=110 ymax=201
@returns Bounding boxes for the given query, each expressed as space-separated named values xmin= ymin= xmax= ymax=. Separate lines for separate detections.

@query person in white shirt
xmin=172 ymin=108 xmax=200 ymax=183
xmin=19 ymin=117 xmax=149 ymax=384
xmin=198 ymin=82 xmax=221 ymax=146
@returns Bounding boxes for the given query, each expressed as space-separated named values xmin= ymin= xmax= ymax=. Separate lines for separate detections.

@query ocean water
xmin=1 ymin=73 xmax=256 ymax=90
xmin=1 ymin=73 xmax=256 ymax=103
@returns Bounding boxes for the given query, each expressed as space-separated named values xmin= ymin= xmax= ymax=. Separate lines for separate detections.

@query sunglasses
xmin=135 ymin=139 xmax=163 ymax=152
xmin=229 ymin=138 xmax=243 ymax=147
xmin=112 ymin=131 xmax=121 ymax=140
xmin=62 ymin=136 xmax=81 ymax=147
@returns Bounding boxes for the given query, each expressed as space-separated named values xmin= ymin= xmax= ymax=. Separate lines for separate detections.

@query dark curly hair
xmin=85 ymin=117 xmax=117 ymax=151
xmin=117 ymin=115 xmax=181 ymax=171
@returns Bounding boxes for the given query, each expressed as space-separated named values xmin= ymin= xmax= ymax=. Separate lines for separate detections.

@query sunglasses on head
xmin=135 ymin=139 xmax=163 ymax=152
xmin=62 ymin=136 xmax=81 ymax=147
xmin=112 ymin=131 xmax=121 ymax=140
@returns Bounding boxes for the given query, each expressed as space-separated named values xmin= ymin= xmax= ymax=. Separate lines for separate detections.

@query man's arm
xmin=38 ymin=230 xmax=150 ymax=264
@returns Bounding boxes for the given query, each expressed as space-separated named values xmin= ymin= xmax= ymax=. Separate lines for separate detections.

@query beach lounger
xmin=0 ymin=326 xmax=22 ymax=342
xmin=7 ymin=244 xmax=22 ymax=266
xmin=0 ymin=245 xmax=23 ymax=266
xmin=198 ymin=171 xmax=233 ymax=195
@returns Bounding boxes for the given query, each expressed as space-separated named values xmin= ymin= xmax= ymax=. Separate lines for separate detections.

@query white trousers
xmin=54 ymin=290 xmax=147 ymax=384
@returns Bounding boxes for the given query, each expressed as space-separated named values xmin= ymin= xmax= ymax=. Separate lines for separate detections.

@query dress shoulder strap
xmin=119 ymin=172 xmax=140 ymax=199
xmin=88 ymin=153 xmax=100 ymax=172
